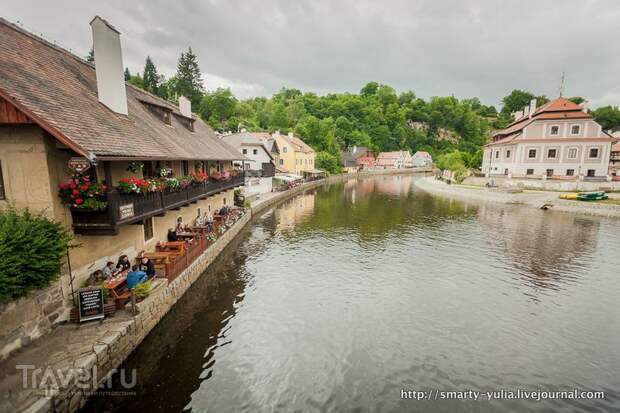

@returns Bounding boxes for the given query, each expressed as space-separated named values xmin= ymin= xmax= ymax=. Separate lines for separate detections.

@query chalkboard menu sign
xmin=78 ymin=288 xmax=105 ymax=322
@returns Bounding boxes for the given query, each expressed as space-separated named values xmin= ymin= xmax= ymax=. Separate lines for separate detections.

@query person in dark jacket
xmin=167 ymin=228 xmax=178 ymax=241
xmin=116 ymin=255 xmax=131 ymax=272
xmin=138 ymin=256 xmax=156 ymax=279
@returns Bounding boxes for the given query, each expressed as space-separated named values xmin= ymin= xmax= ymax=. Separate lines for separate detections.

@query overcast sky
xmin=3 ymin=0 xmax=620 ymax=108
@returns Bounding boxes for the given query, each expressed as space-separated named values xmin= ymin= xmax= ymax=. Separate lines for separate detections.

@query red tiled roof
xmin=0 ymin=18 xmax=242 ymax=161
xmin=489 ymin=97 xmax=596 ymax=147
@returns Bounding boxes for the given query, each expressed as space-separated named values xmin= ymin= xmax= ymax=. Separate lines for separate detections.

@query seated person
xmin=86 ymin=270 xmax=105 ymax=286
xmin=116 ymin=255 xmax=131 ymax=272
xmin=102 ymin=261 xmax=118 ymax=279
xmin=194 ymin=215 xmax=203 ymax=227
xmin=175 ymin=217 xmax=184 ymax=234
xmin=138 ymin=256 xmax=156 ymax=279
xmin=126 ymin=265 xmax=148 ymax=289
xmin=167 ymin=228 xmax=178 ymax=242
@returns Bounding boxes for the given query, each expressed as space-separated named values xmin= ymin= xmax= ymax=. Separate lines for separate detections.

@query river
xmin=82 ymin=174 xmax=620 ymax=413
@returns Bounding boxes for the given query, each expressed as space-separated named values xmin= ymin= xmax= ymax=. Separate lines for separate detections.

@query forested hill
xmin=120 ymin=50 xmax=620 ymax=173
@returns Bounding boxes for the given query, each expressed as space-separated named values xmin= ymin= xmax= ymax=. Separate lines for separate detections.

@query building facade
xmin=412 ymin=151 xmax=433 ymax=167
xmin=376 ymin=151 xmax=413 ymax=169
xmin=272 ymin=131 xmax=316 ymax=176
xmin=342 ymin=146 xmax=375 ymax=172
xmin=482 ymin=98 xmax=616 ymax=179
xmin=0 ymin=17 xmax=244 ymax=292
xmin=221 ymin=132 xmax=276 ymax=195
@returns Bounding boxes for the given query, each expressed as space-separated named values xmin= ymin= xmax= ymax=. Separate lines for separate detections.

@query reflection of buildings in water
xmin=477 ymin=204 xmax=600 ymax=294
xmin=373 ymin=175 xmax=413 ymax=197
xmin=275 ymin=193 xmax=316 ymax=230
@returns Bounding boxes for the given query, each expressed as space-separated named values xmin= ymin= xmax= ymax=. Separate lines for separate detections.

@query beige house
xmin=482 ymin=98 xmax=617 ymax=179
xmin=376 ymin=151 xmax=413 ymax=169
xmin=272 ymin=131 xmax=316 ymax=176
xmin=0 ymin=17 xmax=244 ymax=285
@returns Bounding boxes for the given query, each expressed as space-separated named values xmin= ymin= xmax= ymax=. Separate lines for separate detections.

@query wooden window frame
xmin=0 ymin=160 xmax=5 ymax=200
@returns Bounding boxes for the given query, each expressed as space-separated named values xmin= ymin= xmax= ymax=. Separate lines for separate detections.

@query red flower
xmin=75 ymin=198 xmax=84 ymax=205
xmin=59 ymin=183 xmax=67 ymax=189
xmin=81 ymin=184 xmax=89 ymax=191
xmin=69 ymin=183 xmax=76 ymax=189
xmin=72 ymin=189 xmax=80 ymax=196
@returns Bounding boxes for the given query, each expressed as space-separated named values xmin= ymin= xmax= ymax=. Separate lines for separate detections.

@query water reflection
xmin=477 ymin=205 xmax=600 ymax=297
xmin=81 ymin=175 xmax=620 ymax=413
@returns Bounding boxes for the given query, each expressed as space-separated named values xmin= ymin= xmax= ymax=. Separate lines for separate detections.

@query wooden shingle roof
xmin=0 ymin=18 xmax=242 ymax=162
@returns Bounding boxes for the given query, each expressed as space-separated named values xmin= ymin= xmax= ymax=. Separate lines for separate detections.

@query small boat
xmin=559 ymin=193 xmax=579 ymax=200
xmin=576 ymin=191 xmax=608 ymax=201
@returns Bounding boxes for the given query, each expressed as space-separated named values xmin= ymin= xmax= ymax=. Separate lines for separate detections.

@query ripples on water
xmin=82 ymin=175 xmax=620 ymax=413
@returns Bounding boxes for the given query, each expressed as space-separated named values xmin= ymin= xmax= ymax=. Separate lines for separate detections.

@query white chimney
xmin=523 ymin=106 xmax=530 ymax=118
xmin=288 ymin=132 xmax=294 ymax=138
xmin=353 ymin=145 xmax=357 ymax=153
xmin=90 ymin=16 xmax=128 ymax=115
xmin=179 ymin=96 xmax=192 ymax=117
xmin=579 ymin=101 xmax=588 ymax=112
xmin=529 ymin=99 xmax=537 ymax=118
xmin=515 ymin=110 xmax=523 ymax=120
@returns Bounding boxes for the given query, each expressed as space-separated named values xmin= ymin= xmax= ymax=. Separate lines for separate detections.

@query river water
xmin=83 ymin=175 xmax=620 ymax=413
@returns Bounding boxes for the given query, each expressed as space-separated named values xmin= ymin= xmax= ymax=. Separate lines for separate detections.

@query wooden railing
xmin=72 ymin=173 xmax=245 ymax=235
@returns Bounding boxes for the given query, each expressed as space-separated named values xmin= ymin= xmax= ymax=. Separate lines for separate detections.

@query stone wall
xmin=464 ymin=175 xmax=620 ymax=192
xmin=0 ymin=283 xmax=67 ymax=362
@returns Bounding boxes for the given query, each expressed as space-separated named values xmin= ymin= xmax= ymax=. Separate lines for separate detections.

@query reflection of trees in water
xmin=291 ymin=176 xmax=478 ymax=243
xmin=477 ymin=205 xmax=600 ymax=295
xmin=81 ymin=225 xmax=265 ymax=413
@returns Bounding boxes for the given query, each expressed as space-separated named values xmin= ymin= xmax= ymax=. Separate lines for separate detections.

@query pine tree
xmin=174 ymin=47 xmax=204 ymax=108
xmin=142 ymin=56 xmax=159 ymax=95
xmin=87 ymin=47 xmax=95 ymax=63
xmin=124 ymin=68 xmax=131 ymax=81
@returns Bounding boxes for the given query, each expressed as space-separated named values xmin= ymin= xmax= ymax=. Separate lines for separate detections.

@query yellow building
xmin=272 ymin=131 xmax=316 ymax=176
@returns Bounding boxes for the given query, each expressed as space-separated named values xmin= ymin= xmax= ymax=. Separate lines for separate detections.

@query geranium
xmin=58 ymin=174 xmax=107 ymax=210
xmin=191 ymin=171 xmax=209 ymax=183
xmin=118 ymin=177 xmax=157 ymax=194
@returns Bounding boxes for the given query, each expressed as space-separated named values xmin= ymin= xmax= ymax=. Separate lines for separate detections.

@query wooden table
xmin=156 ymin=241 xmax=187 ymax=255
xmin=103 ymin=273 xmax=130 ymax=309
xmin=142 ymin=251 xmax=174 ymax=264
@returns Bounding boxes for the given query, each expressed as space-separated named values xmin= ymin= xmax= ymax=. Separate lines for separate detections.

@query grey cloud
xmin=3 ymin=0 xmax=619 ymax=106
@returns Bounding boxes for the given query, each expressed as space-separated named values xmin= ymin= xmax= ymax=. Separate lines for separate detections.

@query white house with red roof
xmin=482 ymin=98 xmax=617 ymax=180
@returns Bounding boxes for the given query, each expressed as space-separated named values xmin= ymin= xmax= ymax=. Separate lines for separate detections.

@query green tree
xmin=315 ymin=151 xmax=341 ymax=174
xmin=501 ymin=90 xmax=548 ymax=115
xmin=591 ymin=106 xmax=620 ymax=130
xmin=124 ymin=68 xmax=131 ymax=81
xmin=199 ymin=88 xmax=238 ymax=131
xmin=142 ymin=56 xmax=159 ymax=95
xmin=174 ymin=47 xmax=204 ymax=108
xmin=0 ymin=208 xmax=73 ymax=303
xmin=86 ymin=47 xmax=94 ymax=63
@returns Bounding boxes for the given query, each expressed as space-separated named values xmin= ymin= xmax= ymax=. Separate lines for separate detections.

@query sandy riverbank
xmin=414 ymin=177 xmax=620 ymax=219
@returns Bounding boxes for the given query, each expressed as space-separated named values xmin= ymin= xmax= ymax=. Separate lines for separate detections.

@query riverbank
xmin=0 ymin=168 xmax=428 ymax=413
xmin=414 ymin=177 xmax=620 ymax=219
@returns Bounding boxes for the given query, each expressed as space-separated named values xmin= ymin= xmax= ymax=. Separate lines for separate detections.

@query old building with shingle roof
xmin=0 ymin=16 xmax=246 ymax=301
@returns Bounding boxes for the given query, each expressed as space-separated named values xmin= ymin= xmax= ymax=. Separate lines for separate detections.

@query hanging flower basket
xmin=58 ymin=174 xmax=107 ymax=210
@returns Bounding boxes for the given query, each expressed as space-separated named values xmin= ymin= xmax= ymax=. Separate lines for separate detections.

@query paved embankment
xmin=0 ymin=168 xmax=428 ymax=413
xmin=414 ymin=177 xmax=620 ymax=219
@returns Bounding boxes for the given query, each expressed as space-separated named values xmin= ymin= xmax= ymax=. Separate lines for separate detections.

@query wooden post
xmin=103 ymin=161 xmax=113 ymax=193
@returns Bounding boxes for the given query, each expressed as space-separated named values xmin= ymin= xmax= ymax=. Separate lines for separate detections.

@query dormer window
xmin=549 ymin=125 xmax=560 ymax=136
xmin=163 ymin=111 xmax=171 ymax=125
xmin=570 ymin=125 xmax=581 ymax=135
